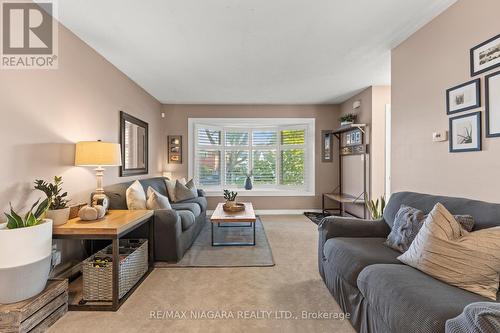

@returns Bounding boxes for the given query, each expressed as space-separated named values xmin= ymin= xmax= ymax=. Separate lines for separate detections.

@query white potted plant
xmin=0 ymin=198 xmax=52 ymax=304
xmin=34 ymin=176 xmax=70 ymax=226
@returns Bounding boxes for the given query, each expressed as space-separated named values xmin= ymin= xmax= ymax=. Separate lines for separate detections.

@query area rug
xmin=155 ymin=217 xmax=275 ymax=268
xmin=303 ymin=211 xmax=331 ymax=225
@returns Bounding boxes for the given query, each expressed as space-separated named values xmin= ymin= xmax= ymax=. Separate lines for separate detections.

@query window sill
xmin=203 ymin=189 xmax=315 ymax=197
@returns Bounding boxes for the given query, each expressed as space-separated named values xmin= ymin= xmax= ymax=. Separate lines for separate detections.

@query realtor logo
xmin=1 ymin=0 xmax=58 ymax=69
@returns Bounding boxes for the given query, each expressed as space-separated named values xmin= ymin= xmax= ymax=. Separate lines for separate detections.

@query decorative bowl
xmin=223 ymin=202 xmax=245 ymax=212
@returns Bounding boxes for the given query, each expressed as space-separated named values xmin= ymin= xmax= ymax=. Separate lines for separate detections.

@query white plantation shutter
xmin=281 ymin=129 xmax=305 ymax=145
xmin=225 ymin=150 xmax=249 ymax=185
xmin=280 ymin=149 xmax=305 ymax=185
xmin=225 ymin=131 xmax=249 ymax=146
xmin=195 ymin=126 xmax=222 ymax=186
xmin=197 ymin=128 xmax=221 ymax=146
xmin=280 ymin=128 xmax=306 ymax=186
xmin=253 ymin=150 xmax=277 ymax=184
xmin=197 ymin=150 xmax=221 ymax=186
xmin=252 ymin=130 xmax=277 ymax=146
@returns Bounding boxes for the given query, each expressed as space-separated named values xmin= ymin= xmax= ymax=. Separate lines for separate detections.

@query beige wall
xmin=371 ymin=86 xmax=391 ymax=198
xmin=0 ymin=24 xmax=163 ymax=216
xmin=392 ymin=0 xmax=500 ymax=202
xmin=162 ymin=104 xmax=340 ymax=210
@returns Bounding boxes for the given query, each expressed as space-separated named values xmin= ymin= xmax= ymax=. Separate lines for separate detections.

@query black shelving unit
xmin=322 ymin=124 xmax=368 ymax=219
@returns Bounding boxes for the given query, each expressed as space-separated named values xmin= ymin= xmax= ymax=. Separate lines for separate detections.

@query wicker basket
xmin=82 ymin=239 xmax=148 ymax=301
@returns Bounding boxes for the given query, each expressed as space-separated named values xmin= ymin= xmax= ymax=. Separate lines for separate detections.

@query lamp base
xmin=91 ymin=192 xmax=110 ymax=212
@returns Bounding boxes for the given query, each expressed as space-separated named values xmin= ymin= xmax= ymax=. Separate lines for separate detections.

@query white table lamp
xmin=75 ymin=140 xmax=122 ymax=210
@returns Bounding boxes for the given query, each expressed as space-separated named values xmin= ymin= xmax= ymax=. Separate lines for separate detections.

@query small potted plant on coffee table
xmin=223 ymin=190 xmax=238 ymax=207
xmin=34 ymin=176 xmax=70 ymax=226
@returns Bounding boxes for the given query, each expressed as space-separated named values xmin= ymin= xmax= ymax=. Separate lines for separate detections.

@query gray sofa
xmin=104 ymin=177 xmax=206 ymax=262
xmin=318 ymin=191 xmax=500 ymax=333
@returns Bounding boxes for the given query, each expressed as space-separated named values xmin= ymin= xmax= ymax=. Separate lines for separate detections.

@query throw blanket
xmin=446 ymin=302 xmax=500 ymax=333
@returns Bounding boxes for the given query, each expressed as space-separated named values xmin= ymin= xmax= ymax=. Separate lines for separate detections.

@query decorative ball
xmin=78 ymin=206 xmax=98 ymax=221
xmin=94 ymin=205 xmax=106 ymax=219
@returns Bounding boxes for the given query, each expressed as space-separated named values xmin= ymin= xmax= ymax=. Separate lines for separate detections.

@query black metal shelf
xmin=323 ymin=124 xmax=368 ymax=219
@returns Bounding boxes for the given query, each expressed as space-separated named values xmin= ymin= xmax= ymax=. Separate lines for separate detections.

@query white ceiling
xmin=56 ymin=0 xmax=457 ymax=104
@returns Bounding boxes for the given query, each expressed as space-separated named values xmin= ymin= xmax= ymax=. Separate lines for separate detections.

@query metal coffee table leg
xmin=211 ymin=222 xmax=256 ymax=247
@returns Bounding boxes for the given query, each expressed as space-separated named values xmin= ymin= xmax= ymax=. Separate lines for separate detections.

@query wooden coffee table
xmin=210 ymin=202 xmax=257 ymax=246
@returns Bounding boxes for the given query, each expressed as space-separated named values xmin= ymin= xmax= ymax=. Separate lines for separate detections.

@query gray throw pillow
xmin=386 ymin=204 xmax=475 ymax=253
xmin=174 ymin=180 xmax=196 ymax=202
xmin=185 ymin=179 xmax=199 ymax=198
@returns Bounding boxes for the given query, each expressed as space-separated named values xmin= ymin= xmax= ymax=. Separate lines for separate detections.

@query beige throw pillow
xmin=126 ymin=180 xmax=146 ymax=210
xmin=165 ymin=177 xmax=186 ymax=202
xmin=146 ymin=187 xmax=172 ymax=210
xmin=185 ymin=179 xmax=198 ymax=197
xmin=398 ymin=203 xmax=500 ymax=300
xmin=174 ymin=179 xmax=196 ymax=202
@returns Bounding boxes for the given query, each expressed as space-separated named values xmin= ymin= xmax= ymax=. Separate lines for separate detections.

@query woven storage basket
xmin=82 ymin=239 xmax=148 ymax=301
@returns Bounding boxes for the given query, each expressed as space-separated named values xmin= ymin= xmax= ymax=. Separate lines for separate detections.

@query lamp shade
xmin=75 ymin=141 xmax=122 ymax=166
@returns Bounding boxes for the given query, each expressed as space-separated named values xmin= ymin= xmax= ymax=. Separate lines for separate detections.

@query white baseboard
xmin=207 ymin=209 xmax=322 ymax=215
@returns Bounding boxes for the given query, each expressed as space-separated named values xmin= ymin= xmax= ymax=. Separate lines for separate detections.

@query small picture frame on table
xmin=446 ymin=79 xmax=481 ymax=115
xmin=449 ymin=111 xmax=482 ymax=153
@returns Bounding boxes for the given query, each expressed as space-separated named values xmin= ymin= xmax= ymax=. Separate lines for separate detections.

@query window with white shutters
xmin=189 ymin=119 xmax=314 ymax=195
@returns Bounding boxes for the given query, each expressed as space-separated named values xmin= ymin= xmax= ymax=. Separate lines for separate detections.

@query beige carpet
xmin=49 ymin=215 xmax=355 ymax=333
xmin=155 ymin=218 xmax=275 ymax=267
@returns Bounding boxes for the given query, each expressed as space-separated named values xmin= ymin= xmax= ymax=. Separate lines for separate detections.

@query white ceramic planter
xmin=0 ymin=219 xmax=53 ymax=304
xmin=46 ymin=207 xmax=70 ymax=226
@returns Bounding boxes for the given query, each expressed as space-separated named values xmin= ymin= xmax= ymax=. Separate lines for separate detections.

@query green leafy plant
xmin=339 ymin=113 xmax=357 ymax=123
xmin=366 ymin=196 xmax=386 ymax=220
xmin=34 ymin=176 xmax=69 ymax=210
xmin=5 ymin=198 xmax=50 ymax=229
xmin=223 ymin=189 xmax=238 ymax=201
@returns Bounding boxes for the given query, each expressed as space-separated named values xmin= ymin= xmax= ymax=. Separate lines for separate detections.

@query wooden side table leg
xmin=112 ymin=238 xmax=119 ymax=310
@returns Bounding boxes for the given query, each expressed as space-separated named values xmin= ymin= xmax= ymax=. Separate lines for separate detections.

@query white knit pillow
xmin=398 ymin=203 xmax=500 ymax=300
xmin=126 ymin=180 xmax=146 ymax=210
xmin=146 ymin=187 xmax=171 ymax=210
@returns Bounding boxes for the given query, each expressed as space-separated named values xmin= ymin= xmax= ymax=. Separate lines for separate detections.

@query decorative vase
xmin=226 ymin=200 xmax=236 ymax=208
xmin=244 ymin=176 xmax=253 ymax=190
xmin=0 ymin=219 xmax=53 ymax=303
xmin=46 ymin=207 xmax=70 ymax=226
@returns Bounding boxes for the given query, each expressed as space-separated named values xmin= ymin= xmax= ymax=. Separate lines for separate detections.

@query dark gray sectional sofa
xmin=318 ymin=191 xmax=500 ymax=333
xmin=105 ymin=177 xmax=206 ymax=262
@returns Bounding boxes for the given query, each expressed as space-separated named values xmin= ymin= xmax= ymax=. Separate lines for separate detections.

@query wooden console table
xmin=52 ymin=210 xmax=154 ymax=311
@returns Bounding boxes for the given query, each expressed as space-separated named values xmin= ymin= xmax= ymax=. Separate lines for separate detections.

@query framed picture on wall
xmin=168 ymin=135 xmax=182 ymax=164
xmin=446 ymin=79 xmax=481 ymax=115
xmin=470 ymin=33 xmax=500 ymax=76
xmin=486 ymin=70 xmax=500 ymax=137
xmin=449 ymin=111 xmax=482 ymax=153
xmin=321 ymin=130 xmax=333 ymax=162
